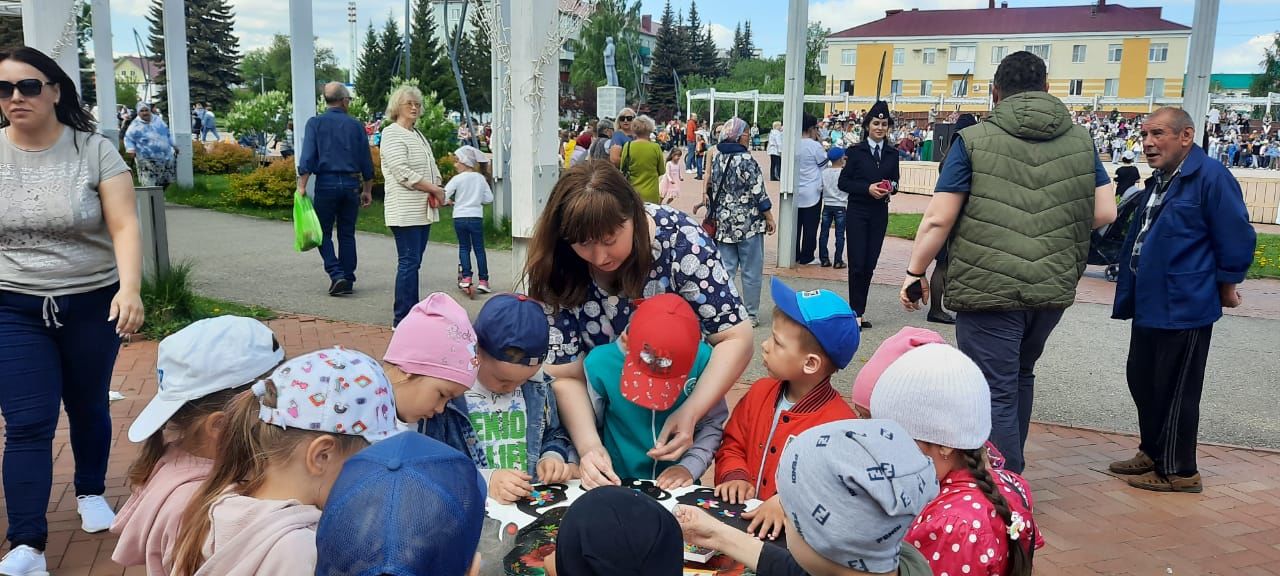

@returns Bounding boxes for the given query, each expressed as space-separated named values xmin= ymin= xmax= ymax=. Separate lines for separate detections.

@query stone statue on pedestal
xmin=603 ymin=36 xmax=618 ymax=87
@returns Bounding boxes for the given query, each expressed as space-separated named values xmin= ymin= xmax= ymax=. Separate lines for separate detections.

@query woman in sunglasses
xmin=0 ymin=47 xmax=144 ymax=576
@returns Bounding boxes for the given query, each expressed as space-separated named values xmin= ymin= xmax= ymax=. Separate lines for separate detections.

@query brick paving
xmin=4 ymin=315 xmax=1279 ymax=574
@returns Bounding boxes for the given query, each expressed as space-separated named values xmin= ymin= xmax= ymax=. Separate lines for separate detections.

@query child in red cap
xmin=582 ymin=293 xmax=727 ymax=490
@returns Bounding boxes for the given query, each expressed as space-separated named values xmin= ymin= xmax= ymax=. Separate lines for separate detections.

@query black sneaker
xmin=341 ymin=281 xmax=354 ymax=295
xmin=833 ymin=261 xmax=847 ymax=269
xmin=329 ymin=278 xmax=351 ymax=296
xmin=820 ymin=259 xmax=832 ymax=267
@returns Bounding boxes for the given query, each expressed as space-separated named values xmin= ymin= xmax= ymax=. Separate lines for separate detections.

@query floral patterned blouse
xmin=707 ymin=149 xmax=770 ymax=245
xmin=545 ymin=204 xmax=748 ymax=364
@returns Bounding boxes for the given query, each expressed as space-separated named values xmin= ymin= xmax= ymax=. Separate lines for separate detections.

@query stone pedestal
xmin=596 ymin=85 xmax=626 ymax=120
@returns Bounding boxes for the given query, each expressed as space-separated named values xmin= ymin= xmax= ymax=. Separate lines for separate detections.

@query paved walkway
xmin=6 ymin=315 xmax=1279 ymax=574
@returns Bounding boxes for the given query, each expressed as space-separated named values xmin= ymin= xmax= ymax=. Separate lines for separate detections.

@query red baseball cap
xmin=621 ymin=294 xmax=701 ymax=411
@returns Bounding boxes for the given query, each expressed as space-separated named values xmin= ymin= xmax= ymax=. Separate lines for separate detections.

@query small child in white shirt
xmin=819 ymin=147 xmax=848 ymax=268
xmin=446 ymin=145 xmax=495 ymax=293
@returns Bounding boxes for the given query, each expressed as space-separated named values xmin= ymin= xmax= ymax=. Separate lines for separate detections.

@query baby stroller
xmin=1088 ymin=185 xmax=1143 ymax=281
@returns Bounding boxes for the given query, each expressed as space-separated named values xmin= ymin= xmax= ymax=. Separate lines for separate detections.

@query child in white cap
xmin=169 ymin=347 xmax=399 ymax=576
xmin=111 ymin=316 xmax=284 ymax=576
xmin=446 ymin=145 xmax=494 ymax=293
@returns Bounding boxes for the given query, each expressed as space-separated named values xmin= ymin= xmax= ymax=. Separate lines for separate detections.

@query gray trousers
xmin=956 ymin=308 xmax=1065 ymax=474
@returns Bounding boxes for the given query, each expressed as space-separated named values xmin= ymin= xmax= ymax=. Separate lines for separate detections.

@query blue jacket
xmin=1112 ymin=145 xmax=1256 ymax=329
xmin=418 ymin=377 xmax=576 ymax=481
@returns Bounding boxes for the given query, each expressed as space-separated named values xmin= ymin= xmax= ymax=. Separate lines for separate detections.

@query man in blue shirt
xmin=298 ymin=82 xmax=376 ymax=296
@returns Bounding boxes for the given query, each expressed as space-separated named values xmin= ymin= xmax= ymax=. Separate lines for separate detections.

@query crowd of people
xmin=0 ymin=41 xmax=1264 ymax=576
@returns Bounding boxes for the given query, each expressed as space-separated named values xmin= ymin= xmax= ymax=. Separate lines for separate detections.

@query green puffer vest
xmin=946 ymin=91 xmax=1097 ymax=312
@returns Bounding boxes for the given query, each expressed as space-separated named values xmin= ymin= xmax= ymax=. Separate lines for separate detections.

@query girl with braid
xmin=870 ymin=343 xmax=1043 ymax=576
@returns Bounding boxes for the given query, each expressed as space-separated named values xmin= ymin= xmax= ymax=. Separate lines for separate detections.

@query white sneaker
xmin=0 ymin=545 xmax=48 ymax=576
xmin=76 ymin=494 xmax=115 ymax=534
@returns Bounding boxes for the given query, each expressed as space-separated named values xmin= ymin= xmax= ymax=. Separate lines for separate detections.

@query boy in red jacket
xmin=714 ymin=277 xmax=860 ymax=542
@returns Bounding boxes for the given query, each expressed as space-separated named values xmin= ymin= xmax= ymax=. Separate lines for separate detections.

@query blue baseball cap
xmin=770 ymin=277 xmax=860 ymax=370
xmin=316 ymin=432 xmax=485 ymax=576
xmin=827 ymin=147 xmax=846 ymax=163
xmin=473 ymin=293 xmax=549 ymax=366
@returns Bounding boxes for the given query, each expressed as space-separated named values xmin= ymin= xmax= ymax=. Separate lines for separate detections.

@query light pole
xmin=347 ymin=2 xmax=356 ymax=84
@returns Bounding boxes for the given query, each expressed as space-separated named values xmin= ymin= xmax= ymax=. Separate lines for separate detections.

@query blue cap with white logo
xmin=770 ymin=277 xmax=860 ymax=369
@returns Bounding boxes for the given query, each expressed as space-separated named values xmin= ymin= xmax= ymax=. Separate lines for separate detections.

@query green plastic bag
xmin=293 ymin=192 xmax=323 ymax=252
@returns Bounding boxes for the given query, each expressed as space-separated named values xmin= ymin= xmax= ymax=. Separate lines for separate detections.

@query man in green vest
xmin=896 ymin=51 xmax=1118 ymax=473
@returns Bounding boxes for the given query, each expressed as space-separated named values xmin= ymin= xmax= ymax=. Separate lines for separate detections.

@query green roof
xmin=1209 ymin=74 xmax=1257 ymax=91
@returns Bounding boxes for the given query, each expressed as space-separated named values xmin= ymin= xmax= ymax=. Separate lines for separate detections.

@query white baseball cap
xmin=128 ymin=316 xmax=284 ymax=442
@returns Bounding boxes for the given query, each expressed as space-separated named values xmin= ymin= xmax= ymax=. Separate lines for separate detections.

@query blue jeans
xmin=313 ymin=177 xmax=361 ymax=284
xmin=818 ymin=205 xmax=847 ymax=263
xmin=0 ymin=285 xmax=119 ymax=550
xmin=454 ymin=217 xmax=488 ymax=281
xmin=718 ymin=234 xmax=764 ymax=319
xmin=391 ymin=225 xmax=431 ymax=326
xmin=695 ymin=154 xmax=705 ymax=179
xmin=201 ymin=126 xmax=219 ymax=141
xmin=686 ymin=142 xmax=697 ymax=171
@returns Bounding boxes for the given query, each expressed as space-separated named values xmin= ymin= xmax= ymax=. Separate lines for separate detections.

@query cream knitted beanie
xmin=869 ymin=343 xmax=991 ymax=450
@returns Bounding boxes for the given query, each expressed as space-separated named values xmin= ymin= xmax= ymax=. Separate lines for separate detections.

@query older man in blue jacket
xmin=1110 ymin=107 xmax=1256 ymax=493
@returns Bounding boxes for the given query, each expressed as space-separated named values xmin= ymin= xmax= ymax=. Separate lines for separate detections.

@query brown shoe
xmin=1108 ymin=451 xmax=1155 ymax=475
xmin=1126 ymin=471 xmax=1203 ymax=493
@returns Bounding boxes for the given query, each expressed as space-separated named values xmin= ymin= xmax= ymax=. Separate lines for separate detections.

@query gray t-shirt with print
xmin=0 ymin=127 xmax=131 ymax=296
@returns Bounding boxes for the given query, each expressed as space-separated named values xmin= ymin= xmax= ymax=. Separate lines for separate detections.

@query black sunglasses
xmin=618 ymin=115 xmax=635 ymax=122
xmin=0 ymin=79 xmax=56 ymax=99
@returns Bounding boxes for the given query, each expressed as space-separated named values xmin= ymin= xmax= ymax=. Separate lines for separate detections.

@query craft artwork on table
xmin=675 ymin=488 xmax=787 ymax=549
xmin=620 ymin=477 xmax=672 ymax=501
xmin=503 ymin=506 xmax=567 ymax=576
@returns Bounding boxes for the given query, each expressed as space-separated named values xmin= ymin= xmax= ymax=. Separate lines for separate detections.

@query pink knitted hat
xmin=384 ymin=293 xmax=479 ymax=388
xmin=851 ymin=327 xmax=946 ymax=411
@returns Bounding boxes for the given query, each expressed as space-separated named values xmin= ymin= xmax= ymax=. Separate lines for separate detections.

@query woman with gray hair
xmin=705 ymin=117 xmax=775 ymax=326
xmin=380 ymin=84 xmax=446 ymax=326
xmin=587 ymin=118 xmax=614 ymax=160
xmin=619 ymin=114 xmax=664 ymax=203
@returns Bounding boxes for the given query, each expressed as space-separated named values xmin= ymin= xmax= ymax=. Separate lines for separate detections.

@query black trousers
xmin=769 ymin=154 xmax=781 ymax=181
xmin=844 ymin=202 xmax=888 ymax=317
xmin=795 ymin=203 xmax=822 ymax=264
xmin=1127 ymin=324 xmax=1213 ymax=476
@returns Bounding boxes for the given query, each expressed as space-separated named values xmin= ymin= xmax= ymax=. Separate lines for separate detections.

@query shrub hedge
xmin=225 ymin=159 xmax=297 ymax=207
xmin=193 ymin=141 xmax=255 ymax=174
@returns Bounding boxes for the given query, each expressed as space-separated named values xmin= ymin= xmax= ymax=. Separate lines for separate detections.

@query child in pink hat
xmin=851 ymin=327 xmax=946 ymax=418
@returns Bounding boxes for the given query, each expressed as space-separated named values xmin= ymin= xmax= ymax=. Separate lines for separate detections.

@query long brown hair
xmin=125 ymin=385 xmax=249 ymax=490
xmin=960 ymin=449 xmax=1035 ymax=576
xmin=524 ymin=159 xmax=653 ymax=310
xmin=170 ymin=383 xmax=367 ymax=576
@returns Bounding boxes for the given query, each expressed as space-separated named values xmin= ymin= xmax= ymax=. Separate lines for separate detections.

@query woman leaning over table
xmin=0 ymin=47 xmax=145 ymax=575
xmin=524 ymin=159 xmax=754 ymax=489
xmin=380 ymin=84 xmax=446 ymax=327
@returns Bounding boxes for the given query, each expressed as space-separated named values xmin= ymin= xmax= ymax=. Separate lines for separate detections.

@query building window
xmin=891 ymin=80 xmax=903 ymax=96
xmin=1104 ymin=78 xmax=1119 ymax=96
xmin=923 ymin=48 xmax=937 ymax=65
xmin=841 ymin=49 xmax=856 ymax=66
xmin=820 ymin=50 xmax=828 ymax=64
xmin=949 ymin=45 xmax=976 ymax=62
xmin=893 ymin=48 xmax=905 ymax=65
xmin=1145 ymin=78 xmax=1165 ymax=97
xmin=951 ymin=80 xmax=967 ymax=97
xmin=1024 ymin=44 xmax=1050 ymax=61
xmin=920 ymin=80 xmax=933 ymax=96
xmin=1149 ymin=43 xmax=1168 ymax=63
xmin=991 ymin=45 xmax=1007 ymax=63
xmin=839 ymin=79 xmax=853 ymax=94
xmin=1069 ymin=79 xmax=1084 ymax=96
xmin=1072 ymin=45 xmax=1087 ymax=63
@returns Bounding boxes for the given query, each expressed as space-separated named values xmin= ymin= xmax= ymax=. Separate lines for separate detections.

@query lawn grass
xmin=1250 ymin=233 xmax=1280 ymax=280
xmin=166 ymin=175 xmax=514 ymax=250
xmin=886 ymin=213 xmax=923 ymax=240
xmin=140 ymin=260 xmax=275 ymax=340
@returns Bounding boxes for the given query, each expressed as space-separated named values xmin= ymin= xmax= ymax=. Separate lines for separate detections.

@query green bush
xmin=140 ymin=260 xmax=275 ymax=339
xmin=193 ymin=141 xmax=256 ymax=174
xmin=225 ymin=159 xmax=297 ymax=207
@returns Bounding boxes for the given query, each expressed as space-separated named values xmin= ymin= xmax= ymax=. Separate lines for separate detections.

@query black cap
xmin=863 ymin=100 xmax=894 ymax=129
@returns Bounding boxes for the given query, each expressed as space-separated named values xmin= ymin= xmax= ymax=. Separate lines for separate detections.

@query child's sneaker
xmin=476 ymin=280 xmax=491 ymax=294
xmin=0 ymin=545 xmax=48 ymax=576
xmin=76 ymin=495 xmax=115 ymax=534
xmin=458 ymin=276 xmax=472 ymax=289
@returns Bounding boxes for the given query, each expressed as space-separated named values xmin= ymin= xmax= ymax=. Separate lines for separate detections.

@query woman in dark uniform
xmin=837 ymin=100 xmax=898 ymax=329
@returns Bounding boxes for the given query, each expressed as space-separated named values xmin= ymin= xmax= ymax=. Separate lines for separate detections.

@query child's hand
xmin=578 ymin=447 xmax=621 ymax=489
xmin=714 ymin=480 xmax=756 ymax=504
xmin=743 ymin=495 xmax=785 ymax=541
xmin=656 ymin=465 xmax=695 ymax=490
xmin=675 ymin=504 xmax=725 ymax=549
xmin=536 ymin=457 xmax=574 ymax=484
xmin=489 ymin=469 xmax=534 ymax=504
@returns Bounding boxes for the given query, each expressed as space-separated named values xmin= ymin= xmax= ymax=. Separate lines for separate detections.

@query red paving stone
xmin=3 ymin=314 xmax=1280 ymax=574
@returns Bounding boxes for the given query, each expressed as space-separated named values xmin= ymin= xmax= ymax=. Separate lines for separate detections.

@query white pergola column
xmin=686 ymin=91 xmax=692 ymax=122
xmin=92 ymin=0 xmax=118 ymax=145
xmin=289 ymin=0 xmax=316 ymax=195
xmin=776 ymin=0 xmax=807 ymax=269
xmin=752 ymin=92 xmax=758 ymax=127
xmin=162 ymin=0 xmax=194 ymax=186
xmin=508 ymin=0 xmax=559 ymax=282
xmin=490 ymin=0 xmax=512 ymax=223
xmin=1184 ymin=0 xmax=1219 ymax=146
xmin=708 ymin=88 xmax=716 ymax=131
xmin=20 ymin=0 xmax=79 ymax=91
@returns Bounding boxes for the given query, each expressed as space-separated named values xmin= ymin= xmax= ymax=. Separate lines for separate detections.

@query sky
xmin=100 ymin=0 xmax=1279 ymax=75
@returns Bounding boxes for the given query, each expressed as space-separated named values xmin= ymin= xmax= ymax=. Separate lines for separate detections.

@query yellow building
xmin=114 ymin=56 xmax=163 ymax=104
xmin=822 ymin=1 xmax=1190 ymax=115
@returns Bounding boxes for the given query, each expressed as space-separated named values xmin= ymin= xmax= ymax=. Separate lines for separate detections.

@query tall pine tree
xmin=77 ymin=2 xmax=96 ymax=107
xmin=369 ymin=15 xmax=404 ymax=113
xmin=685 ymin=0 xmax=722 ymax=80
xmin=0 ymin=15 xmax=22 ymax=48
xmin=647 ymin=0 xmax=681 ymax=120
xmin=354 ymin=24 xmax=384 ymax=111
xmin=731 ymin=23 xmax=743 ymax=65
xmin=146 ymin=0 xmax=242 ymax=112
xmin=456 ymin=10 xmax=491 ymax=115
xmin=741 ymin=21 xmax=755 ymax=61
xmin=409 ymin=0 xmax=458 ymax=112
